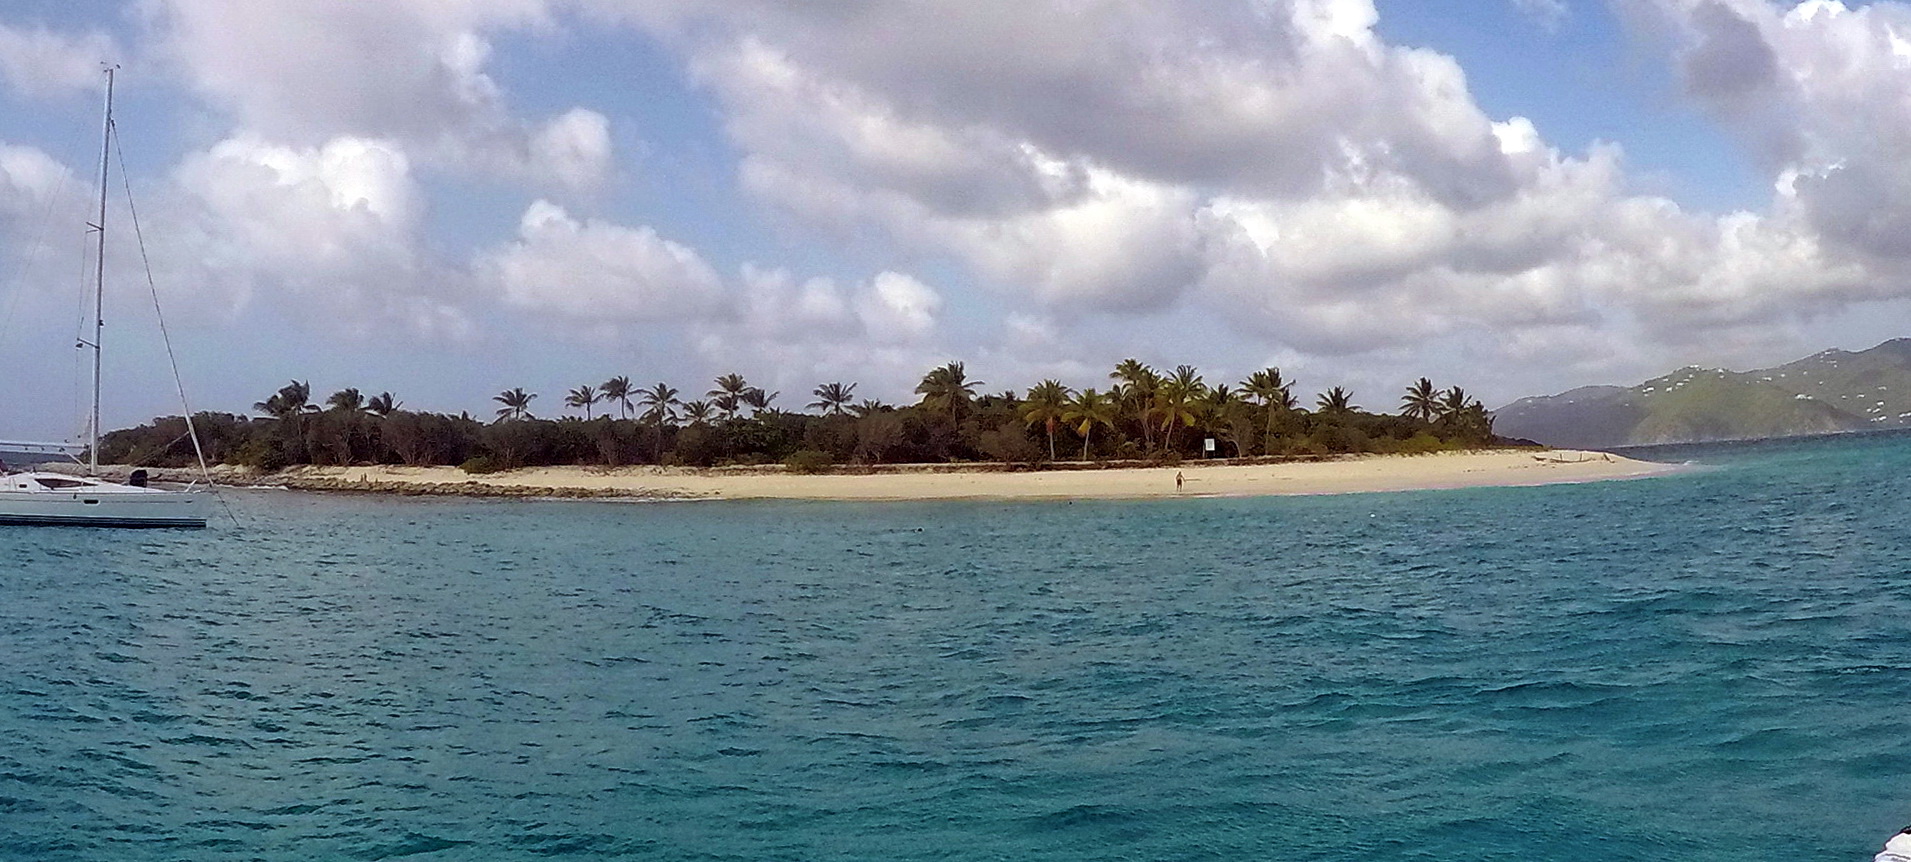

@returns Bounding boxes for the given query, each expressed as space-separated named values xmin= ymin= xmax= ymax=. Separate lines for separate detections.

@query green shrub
xmin=975 ymin=422 xmax=1042 ymax=464
xmin=235 ymin=437 xmax=290 ymax=472
xmin=460 ymin=456 xmax=505 ymax=474
xmin=1314 ymin=425 xmax=1370 ymax=454
xmin=1287 ymin=438 xmax=1328 ymax=458
xmin=784 ymin=449 xmax=834 ymax=474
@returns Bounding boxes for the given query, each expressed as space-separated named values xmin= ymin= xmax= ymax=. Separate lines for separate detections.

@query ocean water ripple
xmin=5 ymin=433 xmax=1911 ymax=859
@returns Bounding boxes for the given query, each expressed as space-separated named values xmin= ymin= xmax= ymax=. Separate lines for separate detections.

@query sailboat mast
xmin=89 ymin=67 xmax=114 ymax=475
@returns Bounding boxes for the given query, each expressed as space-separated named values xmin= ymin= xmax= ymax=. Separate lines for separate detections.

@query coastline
xmin=89 ymin=449 xmax=1678 ymax=502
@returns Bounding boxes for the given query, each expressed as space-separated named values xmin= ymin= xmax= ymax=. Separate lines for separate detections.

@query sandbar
xmin=177 ymin=449 xmax=1676 ymax=502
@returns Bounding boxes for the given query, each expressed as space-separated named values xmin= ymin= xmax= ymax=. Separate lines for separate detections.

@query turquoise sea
xmin=4 ymin=432 xmax=1911 ymax=860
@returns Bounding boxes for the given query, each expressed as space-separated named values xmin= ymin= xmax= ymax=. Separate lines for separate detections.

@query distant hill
xmin=1494 ymin=338 xmax=1911 ymax=448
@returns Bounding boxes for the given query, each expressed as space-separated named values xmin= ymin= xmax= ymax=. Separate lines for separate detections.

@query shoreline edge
xmin=80 ymin=449 xmax=1681 ymax=503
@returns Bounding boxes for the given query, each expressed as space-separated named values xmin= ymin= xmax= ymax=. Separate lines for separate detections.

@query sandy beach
xmin=152 ymin=449 xmax=1677 ymax=502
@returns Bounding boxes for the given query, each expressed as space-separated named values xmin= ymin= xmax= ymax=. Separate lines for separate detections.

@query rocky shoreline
xmin=50 ymin=464 xmax=714 ymax=500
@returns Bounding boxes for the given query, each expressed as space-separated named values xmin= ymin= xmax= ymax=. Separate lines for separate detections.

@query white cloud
xmin=638 ymin=2 xmax=1545 ymax=333
xmin=710 ymin=264 xmax=946 ymax=351
xmin=590 ymin=0 xmax=1911 ymax=393
xmin=1512 ymin=0 xmax=1570 ymax=31
xmin=855 ymin=271 xmax=943 ymax=344
xmin=0 ymin=142 xmax=89 ymax=321
xmin=161 ymin=134 xmax=474 ymax=339
xmin=147 ymin=0 xmax=610 ymax=193
xmin=529 ymin=108 xmax=614 ymax=192
xmin=680 ymin=1 xmax=1525 ymax=208
xmin=176 ymin=135 xmax=420 ymax=261
xmin=18 ymin=0 xmax=1911 ymax=409
xmin=702 ymin=40 xmax=1081 ymax=220
xmin=895 ymin=161 xmax=1201 ymax=311
xmin=1630 ymin=1 xmax=1911 ymax=281
xmin=727 ymin=265 xmax=856 ymax=339
xmin=481 ymin=199 xmax=726 ymax=323
xmin=0 ymin=143 xmax=71 ymax=221
xmin=0 ymin=23 xmax=117 ymax=99
xmin=149 ymin=0 xmax=542 ymax=140
xmin=668 ymin=263 xmax=953 ymax=404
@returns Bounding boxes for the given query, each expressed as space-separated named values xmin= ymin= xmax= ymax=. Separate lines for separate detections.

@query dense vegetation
xmin=100 ymin=361 xmax=1504 ymax=472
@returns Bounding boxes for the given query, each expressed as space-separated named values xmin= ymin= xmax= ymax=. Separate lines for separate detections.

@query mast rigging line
xmin=0 ymin=144 xmax=76 ymax=358
xmin=0 ymin=81 xmax=105 ymax=448
xmin=88 ymin=67 xmax=110 ymax=475
xmin=106 ymin=78 xmax=240 ymax=529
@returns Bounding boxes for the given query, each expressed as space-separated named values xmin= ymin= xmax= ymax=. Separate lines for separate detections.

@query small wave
xmin=355 ymin=832 xmax=472 ymax=860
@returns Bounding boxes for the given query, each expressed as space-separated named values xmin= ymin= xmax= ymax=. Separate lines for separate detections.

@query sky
xmin=4 ymin=0 xmax=1911 ymax=438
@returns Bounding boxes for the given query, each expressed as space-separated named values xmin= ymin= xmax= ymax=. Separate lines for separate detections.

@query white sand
xmin=270 ymin=449 xmax=1674 ymax=502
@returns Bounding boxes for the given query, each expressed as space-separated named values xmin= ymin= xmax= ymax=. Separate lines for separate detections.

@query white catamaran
xmin=0 ymin=68 xmax=208 ymax=528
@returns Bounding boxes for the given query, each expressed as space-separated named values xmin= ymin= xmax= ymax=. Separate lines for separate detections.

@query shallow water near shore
xmin=4 ymin=431 xmax=1910 ymax=860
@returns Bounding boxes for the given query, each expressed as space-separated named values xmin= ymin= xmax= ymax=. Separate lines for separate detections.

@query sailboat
xmin=0 ymin=68 xmax=208 ymax=528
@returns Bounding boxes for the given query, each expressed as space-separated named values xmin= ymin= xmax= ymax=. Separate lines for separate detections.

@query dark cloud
xmin=1680 ymin=1 xmax=1777 ymax=101
xmin=1793 ymin=162 xmax=1911 ymax=260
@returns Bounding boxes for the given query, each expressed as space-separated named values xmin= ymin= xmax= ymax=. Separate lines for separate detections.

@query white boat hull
xmin=0 ymin=488 xmax=208 ymax=528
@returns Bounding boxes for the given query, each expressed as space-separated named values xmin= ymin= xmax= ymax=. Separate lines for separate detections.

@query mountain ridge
xmin=1494 ymin=338 xmax=1911 ymax=448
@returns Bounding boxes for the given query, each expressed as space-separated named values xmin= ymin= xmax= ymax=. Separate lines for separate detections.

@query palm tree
xmin=682 ymin=400 xmax=714 ymax=426
xmin=253 ymin=380 xmax=319 ymax=461
xmin=708 ymin=374 xmax=750 ymax=419
xmin=915 ymin=361 xmax=979 ymax=417
xmin=848 ymin=399 xmax=888 ymax=417
xmin=1156 ymin=364 xmax=1206 ymax=451
xmin=325 ymin=388 xmax=365 ymax=413
xmin=639 ymin=382 xmax=681 ymax=462
xmin=1438 ymin=386 xmax=1494 ymax=441
xmin=1063 ymin=388 xmax=1118 ymax=461
xmin=1438 ymin=386 xmax=1471 ymax=427
xmin=1020 ymin=379 xmax=1073 ymax=461
xmin=1240 ymin=368 xmax=1287 ymax=405
xmin=284 ymin=380 xmax=315 ymax=414
xmin=1462 ymin=401 xmax=1495 ymax=439
xmin=1245 ymin=366 xmax=1291 ymax=454
xmin=741 ymin=387 xmax=779 ymax=416
xmin=1201 ymin=383 xmax=1238 ymax=422
xmin=494 ymin=387 xmax=536 ymax=420
xmin=639 ymin=382 xmax=681 ymax=425
xmin=1110 ymin=358 xmax=1155 ymax=388
xmin=1111 ymin=359 xmax=1161 ymax=452
xmin=566 ymin=384 xmax=602 ymax=419
xmin=312 ymin=388 xmax=365 ymax=464
xmin=1202 ymin=385 xmax=1251 ymax=456
xmin=601 ymin=376 xmax=633 ymax=420
xmin=367 ymin=392 xmax=401 ymax=417
xmin=1316 ymin=386 xmax=1353 ymax=417
xmin=809 ymin=382 xmax=857 ymax=416
xmin=253 ymin=380 xmax=316 ymax=419
xmin=365 ymin=391 xmax=402 ymax=461
xmin=1242 ymin=367 xmax=1293 ymax=456
xmin=1401 ymin=377 xmax=1440 ymax=423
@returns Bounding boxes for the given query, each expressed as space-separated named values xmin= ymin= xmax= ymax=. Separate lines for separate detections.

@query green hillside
xmin=1493 ymin=340 xmax=1911 ymax=447
xmin=1750 ymin=340 xmax=1911 ymax=427
xmin=1489 ymin=386 xmax=1642 ymax=449
xmin=1625 ymin=368 xmax=1857 ymax=445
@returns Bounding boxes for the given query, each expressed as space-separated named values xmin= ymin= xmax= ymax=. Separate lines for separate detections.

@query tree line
xmin=99 ymin=361 xmax=1504 ymax=473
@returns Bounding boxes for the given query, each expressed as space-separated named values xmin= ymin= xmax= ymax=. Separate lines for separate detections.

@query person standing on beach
xmin=1175 ymin=471 xmax=1184 ymax=491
